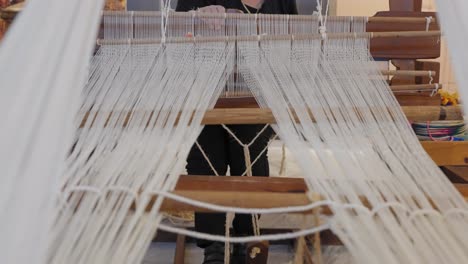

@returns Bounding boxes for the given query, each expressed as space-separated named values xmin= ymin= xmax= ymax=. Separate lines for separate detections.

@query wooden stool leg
xmin=304 ymin=242 xmax=315 ymax=264
xmin=173 ymin=234 xmax=186 ymax=264
xmin=294 ymin=235 xmax=317 ymax=264
xmin=313 ymin=200 xmax=323 ymax=264
xmin=294 ymin=236 xmax=306 ymax=264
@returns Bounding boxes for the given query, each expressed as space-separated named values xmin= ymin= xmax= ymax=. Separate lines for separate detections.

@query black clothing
xmin=176 ymin=0 xmax=298 ymax=15
xmin=177 ymin=0 xmax=296 ymax=249
xmin=187 ymin=125 xmax=272 ymax=248
xmin=186 ymin=125 xmax=271 ymax=177
xmin=202 ymin=242 xmax=225 ymax=264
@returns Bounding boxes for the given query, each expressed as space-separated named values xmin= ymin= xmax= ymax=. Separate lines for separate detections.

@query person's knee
xmin=186 ymin=163 xmax=227 ymax=175
xmin=233 ymin=214 xmax=257 ymax=236
xmin=186 ymin=150 xmax=227 ymax=175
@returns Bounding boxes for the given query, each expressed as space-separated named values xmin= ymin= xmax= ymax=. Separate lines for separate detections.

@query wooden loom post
xmin=384 ymin=0 xmax=468 ymax=183
xmin=173 ymin=235 xmax=186 ymax=264
xmin=293 ymin=234 xmax=306 ymax=264
xmin=296 ymin=192 xmax=323 ymax=264
xmin=311 ymin=193 xmax=323 ymax=264
xmin=381 ymin=0 xmax=441 ymax=106
xmin=389 ymin=0 xmax=422 ymax=12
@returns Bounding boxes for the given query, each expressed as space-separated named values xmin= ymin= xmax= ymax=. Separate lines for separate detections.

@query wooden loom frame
xmin=152 ymin=1 xmax=465 ymax=262
xmin=2 ymin=1 xmax=468 ymax=263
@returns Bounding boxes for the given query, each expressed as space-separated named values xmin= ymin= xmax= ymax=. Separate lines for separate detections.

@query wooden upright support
xmin=173 ymin=235 xmax=186 ymax=264
xmin=389 ymin=0 xmax=422 ymax=12
xmin=368 ymin=0 xmax=441 ymax=106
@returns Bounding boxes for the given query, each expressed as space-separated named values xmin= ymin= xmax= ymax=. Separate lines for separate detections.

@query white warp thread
xmin=0 ymin=0 xmax=105 ymax=263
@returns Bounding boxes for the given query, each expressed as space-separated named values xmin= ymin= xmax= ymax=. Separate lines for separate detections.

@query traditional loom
xmin=162 ymin=3 xmax=468 ymax=262
xmin=1 ymin=1 xmax=468 ymax=264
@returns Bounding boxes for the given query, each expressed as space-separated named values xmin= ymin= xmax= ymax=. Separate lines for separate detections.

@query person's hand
xmin=198 ymin=5 xmax=225 ymax=14
xmin=0 ymin=0 xmax=10 ymax=8
xmin=185 ymin=6 xmax=243 ymax=36
xmin=197 ymin=5 xmax=226 ymax=31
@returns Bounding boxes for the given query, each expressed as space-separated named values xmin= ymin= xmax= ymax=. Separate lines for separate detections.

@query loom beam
xmin=147 ymin=176 xmax=468 ymax=214
xmin=1 ymin=4 xmax=441 ymax=60
xmin=381 ymin=70 xmax=436 ymax=77
xmin=201 ymin=106 xmax=463 ymax=124
xmin=79 ymin=106 xmax=463 ymax=127
xmin=96 ymin=30 xmax=441 ymax=46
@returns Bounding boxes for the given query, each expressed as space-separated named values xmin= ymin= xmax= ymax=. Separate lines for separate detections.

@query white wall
xmin=336 ymin=0 xmax=435 ymax=16
xmin=336 ymin=0 xmax=388 ymax=16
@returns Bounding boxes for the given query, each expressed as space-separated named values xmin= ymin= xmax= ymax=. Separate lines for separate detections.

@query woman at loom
xmin=176 ymin=0 xmax=298 ymax=263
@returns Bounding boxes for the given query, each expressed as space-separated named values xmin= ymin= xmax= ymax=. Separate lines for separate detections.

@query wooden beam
xmin=368 ymin=11 xmax=439 ymax=59
xmin=382 ymin=70 xmax=436 ymax=77
xmin=154 ymin=176 xmax=468 ymax=212
xmin=394 ymin=93 xmax=441 ymax=106
xmin=160 ymin=175 xmax=320 ymax=213
xmin=96 ymin=31 xmax=442 ymax=46
xmin=175 ymin=175 xmax=307 ymax=192
xmin=455 ymin=183 xmax=468 ymax=198
xmin=391 ymin=83 xmax=441 ymax=92
xmin=154 ymin=176 xmax=468 ymax=214
xmin=174 ymin=175 xmax=468 ymax=196
xmin=80 ymin=106 xmax=464 ymax=128
xmin=202 ymin=106 xmax=462 ymax=125
xmin=2 ymin=4 xmax=440 ymax=59
xmin=159 ymin=190 xmax=324 ymax=214
xmin=422 ymin=142 xmax=468 ymax=166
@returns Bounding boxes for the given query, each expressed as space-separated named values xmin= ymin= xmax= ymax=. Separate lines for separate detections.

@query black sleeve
xmin=176 ymin=0 xmax=216 ymax=11
xmin=288 ymin=0 xmax=298 ymax=15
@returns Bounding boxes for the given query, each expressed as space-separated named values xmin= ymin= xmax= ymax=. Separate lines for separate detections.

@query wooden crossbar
xmin=200 ymin=106 xmax=462 ymax=124
xmin=79 ymin=106 xmax=463 ymax=128
xmin=152 ymin=176 xmax=468 ymax=213
xmin=96 ymin=31 xmax=441 ymax=46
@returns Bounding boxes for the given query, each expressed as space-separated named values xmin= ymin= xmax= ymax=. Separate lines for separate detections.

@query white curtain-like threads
xmin=0 ymin=0 xmax=106 ymax=263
